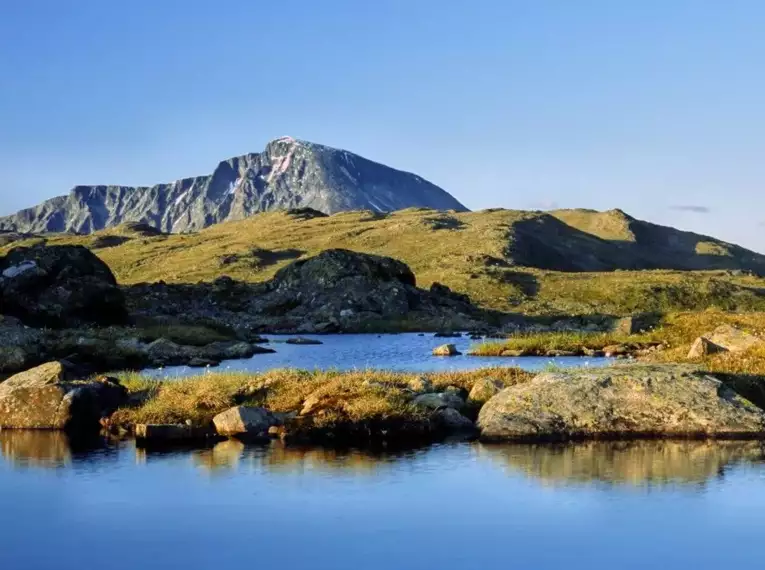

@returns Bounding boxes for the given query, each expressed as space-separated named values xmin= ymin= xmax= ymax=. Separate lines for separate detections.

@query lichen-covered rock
xmin=700 ymin=325 xmax=764 ymax=354
xmin=0 ymin=362 xmax=127 ymax=430
xmin=213 ymin=406 xmax=276 ymax=438
xmin=467 ymin=378 xmax=505 ymax=406
xmin=477 ymin=364 xmax=765 ymax=442
xmin=0 ymin=244 xmax=127 ymax=328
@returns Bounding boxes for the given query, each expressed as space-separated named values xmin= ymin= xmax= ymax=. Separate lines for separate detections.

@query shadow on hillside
xmin=251 ymin=248 xmax=305 ymax=268
xmin=424 ymin=214 xmax=465 ymax=231
xmin=510 ymin=216 xmax=765 ymax=273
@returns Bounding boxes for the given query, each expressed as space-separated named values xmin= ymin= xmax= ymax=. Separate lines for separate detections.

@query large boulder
xmin=477 ymin=364 xmax=765 ymax=442
xmin=0 ymin=244 xmax=127 ymax=328
xmin=0 ymin=361 xmax=127 ymax=431
xmin=687 ymin=325 xmax=765 ymax=358
xmin=213 ymin=406 xmax=277 ymax=439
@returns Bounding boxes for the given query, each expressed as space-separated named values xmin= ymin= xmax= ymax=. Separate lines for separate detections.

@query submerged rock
xmin=0 ymin=362 xmax=127 ymax=431
xmin=285 ymin=337 xmax=323 ymax=345
xmin=478 ymin=364 xmax=765 ymax=442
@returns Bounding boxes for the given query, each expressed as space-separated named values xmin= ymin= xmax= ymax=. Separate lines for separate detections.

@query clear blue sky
xmin=1 ymin=0 xmax=763 ymax=251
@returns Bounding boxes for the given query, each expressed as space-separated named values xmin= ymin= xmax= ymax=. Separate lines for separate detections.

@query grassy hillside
xmin=2 ymin=207 xmax=765 ymax=315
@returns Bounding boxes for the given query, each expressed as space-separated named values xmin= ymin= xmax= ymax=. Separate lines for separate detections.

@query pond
xmin=1 ymin=432 xmax=765 ymax=569
xmin=146 ymin=333 xmax=611 ymax=377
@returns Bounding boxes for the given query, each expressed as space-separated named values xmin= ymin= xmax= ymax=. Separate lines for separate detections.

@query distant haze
xmin=1 ymin=1 xmax=763 ymax=252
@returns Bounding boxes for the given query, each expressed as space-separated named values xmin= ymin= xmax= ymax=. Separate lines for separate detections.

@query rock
xmin=204 ymin=340 xmax=272 ymax=359
xmin=188 ymin=358 xmax=220 ymax=368
xmin=0 ymin=244 xmax=127 ymax=328
xmin=687 ymin=337 xmax=727 ymax=359
xmin=413 ymin=392 xmax=465 ymax=411
xmin=545 ymin=350 xmax=579 ymax=357
xmin=704 ymin=325 xmax=764 ymax=353
xmin=213 ymin=406 xmax=276 ymax=439
xmin=603 ymin=344 xmax=629 ymax=357
xmin=500 ymin=349 xmax=529 ymax=357
xmin=300 ymin=393 xmax=323 ymax=416
xmin=433 ymin=344 xmax=461 ymax=356
xmin=611 ymin=313 xmax=661 ymax=335
xmin=0 ymin=361 xmax=127 ymax=430
xmin=477 ymin=364 xmax=765 ymax=442
xmin=468 ymin=378 xmax=505 ymax=406
xmin=434 ymin=331 xmax=462 ymax=338
xmin=431 ymin=408 xmax=476 ymax=434
xmin=135 ymin=424 xmax=200 ymax=442
xmin=285 ymin=337 xmax=323 ymax=345
xmin=406 ymin=376 xmax=434 ymax=393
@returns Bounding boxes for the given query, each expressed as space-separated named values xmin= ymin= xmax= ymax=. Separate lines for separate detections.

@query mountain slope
xmin=3 ymin=207 xmax=764 ymax=316
xmin=0 ymin=137 xmax=467 ymax=234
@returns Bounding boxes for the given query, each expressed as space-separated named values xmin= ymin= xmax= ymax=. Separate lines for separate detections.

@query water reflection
xmin=480 ymin=440 xmax=765 ymax=486
xmin=0 ymin=430 xmax=73 ymax=468
xmin=3 ymin=431 xmax=764 ymax=488
xmin=192 ymin=440 xmax=427 ymax=475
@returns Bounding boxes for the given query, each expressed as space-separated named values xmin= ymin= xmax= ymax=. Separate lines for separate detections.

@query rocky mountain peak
xmin=0 ymin=139 xmax=467 ymax=234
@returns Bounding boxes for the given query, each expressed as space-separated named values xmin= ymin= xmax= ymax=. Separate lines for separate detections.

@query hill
xmin=0 ymin=137 xmax=466 ymax=234
xmin=2 ymin=207 xmax=765 ymax=316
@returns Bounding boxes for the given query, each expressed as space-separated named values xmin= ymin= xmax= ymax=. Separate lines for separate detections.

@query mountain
xmin=0 ymin=137 xmax=467 ymax=234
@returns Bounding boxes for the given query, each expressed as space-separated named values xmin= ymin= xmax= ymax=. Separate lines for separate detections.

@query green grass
xmin=4 ymin=208 xmax=765 ymax=316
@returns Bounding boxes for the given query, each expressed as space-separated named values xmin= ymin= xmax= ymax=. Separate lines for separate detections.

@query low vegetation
xmin=111 ymin=367 xmax=534 ymax=428
xmin=4 ymin=208 xmax=765 ymax=316
xmin=470 ymin=331 xmax=657 ymax=356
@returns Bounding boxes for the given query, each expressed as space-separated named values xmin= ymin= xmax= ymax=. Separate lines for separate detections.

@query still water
xmin=148 ymin=333 xmax=611 ymax=378
xmin=2 ymin=432 xmax=765 ymax=569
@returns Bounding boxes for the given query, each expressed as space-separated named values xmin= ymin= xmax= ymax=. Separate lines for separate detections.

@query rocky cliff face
xmin=0 ymin=137 xmax=467 ymax=234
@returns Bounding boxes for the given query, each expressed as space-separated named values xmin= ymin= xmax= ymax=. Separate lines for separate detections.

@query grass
xmin=111 ymin=367 xmax=534 ymax=428
xmin=470 ymin=331 xmax=657 ymax=356
xmin=4 ymin=208 xmax=765 ymax=316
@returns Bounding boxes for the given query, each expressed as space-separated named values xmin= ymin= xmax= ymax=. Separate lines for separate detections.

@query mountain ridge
xmin=0 ymin=137 xmax=467 ymax=234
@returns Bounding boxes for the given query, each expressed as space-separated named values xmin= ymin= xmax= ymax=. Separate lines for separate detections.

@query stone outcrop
xmin=0 ymin=362 xmax=127 ymax=431
xmin=0 ymin=244 xmax=127 ymax=328
xmin=125 ymin=249 xmax=491 ymax=333
xmin=477 ymin=364 xmax=765 ymax=442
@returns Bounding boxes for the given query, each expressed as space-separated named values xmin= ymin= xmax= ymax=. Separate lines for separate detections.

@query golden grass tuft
xmin=110 ymin=367 xmax=535 ymax=428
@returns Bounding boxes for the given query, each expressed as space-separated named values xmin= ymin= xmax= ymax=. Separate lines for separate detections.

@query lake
xmin=146 ymin=333 xmax=611 ymax=377
xmin=2 ymin=432 xmax=765 ymax=569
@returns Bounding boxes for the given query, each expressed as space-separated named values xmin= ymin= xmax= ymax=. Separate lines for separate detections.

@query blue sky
xmin=1 ymin=0 xmax=763 ymax=251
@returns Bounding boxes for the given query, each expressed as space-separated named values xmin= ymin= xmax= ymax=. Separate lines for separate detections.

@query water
xmin=147 ymin=333 xmax=611 ymax=377
xmin=2 ymin=432 xmax=765 ymax=569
